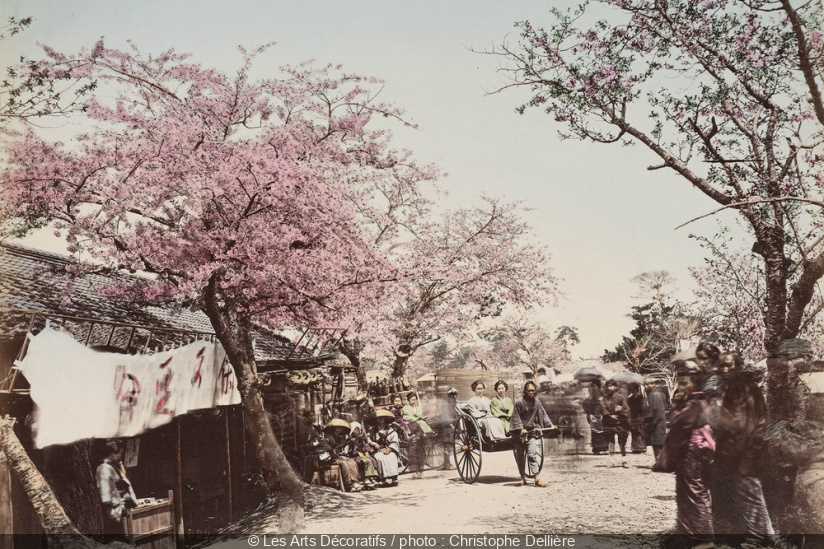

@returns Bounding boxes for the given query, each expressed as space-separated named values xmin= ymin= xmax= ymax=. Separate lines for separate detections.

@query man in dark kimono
xmin=602 ymin=379 xmax=630 ymax=467
xmin=712 ymin=359 xmax=775 ymax=547
xmin=510 ymin=381 xmax=554 ymax=487
xmin=644 ymin=376 xmax=668 ymax=461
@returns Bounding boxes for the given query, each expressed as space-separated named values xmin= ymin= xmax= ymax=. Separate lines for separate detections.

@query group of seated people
xmin=316 ymin=410 xmax=403 ymax=491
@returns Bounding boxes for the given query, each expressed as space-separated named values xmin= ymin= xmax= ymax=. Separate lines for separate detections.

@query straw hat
xmin=323 ymin=418 xmax=351 ymax=432
xmin=367 ymin=409 xmax=395 ymax=424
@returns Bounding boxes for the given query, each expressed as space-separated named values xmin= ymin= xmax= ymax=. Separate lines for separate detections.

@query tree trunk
xmin=203 ymin=276 xmax=305 ymax=533
xmin=392 ymin=348 xmax=410 ymax=379
xmin=337 ymin=337 xmax=367 ymax=392
xmin=41 ymin=441 xmax=103 ymax=535
xmin=0 ymin=418 xmax=105 ymax=547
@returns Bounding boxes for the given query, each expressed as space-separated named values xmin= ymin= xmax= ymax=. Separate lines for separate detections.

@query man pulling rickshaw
xmin=510 ymin=380 xmax=553 ymax=487
xmin=452 ymin=379 xmax=557 ymax=485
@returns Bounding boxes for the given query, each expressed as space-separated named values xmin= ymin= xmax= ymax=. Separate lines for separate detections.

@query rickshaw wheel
xmin=453 ymin=416 xmax=482 ymax=483
xmin=393 ymin=425 xmax=410 ymax=475
xmin=512 ymin=435 xmax=545 ymax=478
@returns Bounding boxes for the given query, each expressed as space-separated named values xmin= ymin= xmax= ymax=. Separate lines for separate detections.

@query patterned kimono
xmin=392 ymin=406 xmax=423 ymax=437
xmin=368 ymin=424 xmax=400 ymax=480
xmin=347 ymin=433 xmax=379 ymax=482
xmin=490 ymin=395 xmax=513 ymax=434
xmin=653 ymin=392 xmax=714 ymax=538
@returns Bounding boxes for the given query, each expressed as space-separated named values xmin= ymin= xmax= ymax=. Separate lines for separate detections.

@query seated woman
xmin=347 ymin=422 xmax=380 ymax=490
xmin=401 ymin=392 xmax=433 ymax=435
xmin=367 ymin=410 xmax=401 ymax=487
xmin=466 ymin=380 xmax=507 ymax=440
xmin=490 ymin=380 xmax=513 ymax=433
xmin=322 ymin=419 xmax=363 ymax=492
xmin=391 ymin=394 xmax=423 ymax=438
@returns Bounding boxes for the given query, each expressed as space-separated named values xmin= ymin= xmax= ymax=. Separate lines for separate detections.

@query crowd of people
xmin=292 ymin=346 xmax=775 ymax=546
xmin=578 ymin=342 xmax=774 ymax=548
xmin=299 ymin=379 xmax=557 ymax=492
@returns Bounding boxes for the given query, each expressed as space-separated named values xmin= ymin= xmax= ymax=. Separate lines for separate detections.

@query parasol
xmin=670 ymin=346 xmax=698 ymax=363
xmin=572 ymin=367 xmax=606 ymax=382
xmin=609 ymin=371 xmax=645 ymax=385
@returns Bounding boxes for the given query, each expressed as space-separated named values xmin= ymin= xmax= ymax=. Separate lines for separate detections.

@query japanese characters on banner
xmin=17 ymin=328 xmax=241 ymax=448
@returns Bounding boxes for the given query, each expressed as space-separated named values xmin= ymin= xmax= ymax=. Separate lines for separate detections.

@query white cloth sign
xmin=18 ymin=328 xmax=241 ymax=448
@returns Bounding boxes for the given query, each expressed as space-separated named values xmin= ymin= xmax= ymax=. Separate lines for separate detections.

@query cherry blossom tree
xmin=491 ymin=0 xmax=824 ymax=413
xmin=0 ymin=17 xmax=98 ymax=129
xmin=0 ymin=42 xmax=437 ymax=530
xmin=464 ymin=313 xmax=576 ymax=373
xmin=690 ymin=232 xmax=824 ymax=360
xmin=383 ymin=198 xmax=558 ymax=378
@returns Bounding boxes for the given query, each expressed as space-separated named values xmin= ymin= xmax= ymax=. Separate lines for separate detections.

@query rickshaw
xmin=452 ymin=404 xmax=558 ymax=483
xmin=393 ymin=415 xmax=445 ymax=473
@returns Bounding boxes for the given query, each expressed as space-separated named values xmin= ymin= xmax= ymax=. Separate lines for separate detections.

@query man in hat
xmin=602 ymin=378 xmax=630 ymax=467
xmin=323 ymin=420 xmax=364 ymax=492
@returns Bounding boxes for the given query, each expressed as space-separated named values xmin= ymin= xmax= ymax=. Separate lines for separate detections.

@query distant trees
xmin=604 ymin=271 xmax=699 ymax=375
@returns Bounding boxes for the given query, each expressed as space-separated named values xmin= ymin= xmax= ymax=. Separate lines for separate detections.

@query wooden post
xmin=224 ymin=408 xmax=233 ymax=522
xmin=174 ymin=417 xmax=184 ymax=546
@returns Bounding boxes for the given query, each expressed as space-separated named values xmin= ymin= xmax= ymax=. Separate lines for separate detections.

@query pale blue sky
xmin=3 ymin=1 xmax=743 ymax=357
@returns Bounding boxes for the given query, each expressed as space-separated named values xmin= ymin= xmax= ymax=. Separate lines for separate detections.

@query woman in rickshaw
xmin=490 ymin=380 xmax=513 ymax=433
xmin=466 ymin=380 xmax=507 ymax=440
xmin=511 ymin=381 xmax=552 ymax=487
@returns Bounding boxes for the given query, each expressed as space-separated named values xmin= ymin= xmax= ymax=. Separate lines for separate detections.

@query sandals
xmin=517 ymin=478 xmax=527 ymax=486
xmin=534 ymin=478 xmax=548 ymax=488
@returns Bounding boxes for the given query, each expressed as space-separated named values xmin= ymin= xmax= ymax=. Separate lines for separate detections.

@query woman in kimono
xmin=653 ymin=360 xmax=714 ymax=540
xmin=347 ymin=422 xmax=380 ymax=490
xmin=582 ymin=380 xmax=608 ymax=454
xmin=391 ymin=394 xmax=423 ymax=437
xmin=490 ymin=380 xmax=513 ymax=434
xmin=392 ymin=393 xmax=426 ymax=478
xmin=401 ymin=392 xmax=433 ymax=435
xmin=96 ymin=440 xmax=137 ymax=537
xmin=368 ymin=410 xmax=401 ymax=486
xmin=466 ymin=380 xmax=507 ymax=440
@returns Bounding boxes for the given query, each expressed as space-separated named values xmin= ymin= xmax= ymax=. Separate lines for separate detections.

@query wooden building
xmin=0 ymin=243 xmax=335 ymax=542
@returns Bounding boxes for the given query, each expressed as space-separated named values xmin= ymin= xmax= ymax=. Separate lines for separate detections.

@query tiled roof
xmin=0 ymin=243 xmax=334 ymax=367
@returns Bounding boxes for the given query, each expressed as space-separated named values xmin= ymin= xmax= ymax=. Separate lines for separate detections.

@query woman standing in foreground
xmin=653 ymin=360 xmax=714 ymax=541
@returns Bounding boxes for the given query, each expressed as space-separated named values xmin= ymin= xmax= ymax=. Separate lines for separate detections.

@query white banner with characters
xmin=17 ymin=328 xmax=241 ymax=448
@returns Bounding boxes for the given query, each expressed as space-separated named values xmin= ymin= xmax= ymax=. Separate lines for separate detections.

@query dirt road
xmin=223 ymin=441 xmax=678 ymax=536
